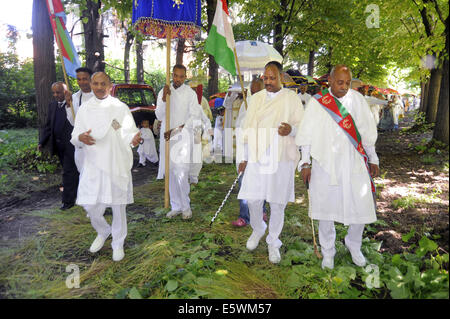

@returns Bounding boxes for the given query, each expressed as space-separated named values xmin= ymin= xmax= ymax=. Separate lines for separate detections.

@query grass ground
xmin=0 ymin=117 xmax=448 ymax=299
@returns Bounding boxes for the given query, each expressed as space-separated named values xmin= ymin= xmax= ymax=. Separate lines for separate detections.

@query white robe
xmin=296 ymin=89 xmax=378 ymax=225
xmin=67 ymin=90 xmax=95 ymax=173
xmin=298 ymin=92 xmax=312 ymax=109
xmin=70 ymin=95 xmax=138 ymax=206
xmin=213 ymin=115 xmax=224 ymax=154
xmin=365 ymin=95 xmax=387 ymax=126
xmin=238 ymin=89 xmax=304 ymax=205
xmin=155 ymin=83 xmax=200 ymax=180
xmin=137 ymin=127 xmax=158 ymax=163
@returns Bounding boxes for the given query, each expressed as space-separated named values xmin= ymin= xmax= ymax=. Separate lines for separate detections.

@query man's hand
xmin=64 ymin=90 xmax=73 ymax=105
xmin=300 ymin=164 xmax=311 ymax=186
xmin=278 ymin=122 xmax=292 ymax=136
xmin=79 ymin=129 xmax=95 ymax=145
xmin=131 ymin=131 xmax=142 ymax=147
xmin=369 ymin=163 xmax=380 ymax=178
xmin=238 ymin=161 xmax=247 ymax=174
xmin=164 ymin=124 xmax=184 ymax=141
xmin=162 ymin=84 xmax=171 ymax=102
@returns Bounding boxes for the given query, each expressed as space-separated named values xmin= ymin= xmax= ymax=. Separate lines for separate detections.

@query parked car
xmin=111 ymin=83 xmax=157 ymax=128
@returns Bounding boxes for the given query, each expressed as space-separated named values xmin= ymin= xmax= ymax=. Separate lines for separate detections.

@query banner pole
xmin=164 ymin=26 xmax=172 ymax=209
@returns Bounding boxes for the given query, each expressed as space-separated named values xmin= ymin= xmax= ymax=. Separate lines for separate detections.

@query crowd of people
xmin=38 ymin=62 xmax=383 ymax=269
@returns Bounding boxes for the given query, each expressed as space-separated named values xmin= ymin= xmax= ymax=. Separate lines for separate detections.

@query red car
xmin=111 ymin=83 xmax=157 ymax=127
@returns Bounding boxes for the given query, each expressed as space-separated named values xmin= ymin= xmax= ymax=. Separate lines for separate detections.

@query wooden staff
xmin=53 ymin=16 xmax=76 ymax=120
xmin=164 ymin=26 xmax=172 ymax=209
xmin=233 ymin=48 xmax=248 ymax=110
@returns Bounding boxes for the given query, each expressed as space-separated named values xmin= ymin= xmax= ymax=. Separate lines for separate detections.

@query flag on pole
xmin=45 ymin=0 xmax=81 ymax=78
xmin=204 ymin=0 xmax=236 ymax=76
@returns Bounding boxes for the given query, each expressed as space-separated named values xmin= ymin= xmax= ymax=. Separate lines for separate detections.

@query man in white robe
xmin=223 ymin=88 xmax=244 ymax=161
xmin=238 ymin=61 xmax=304 ymax=264
xmin=187 ymin=104 xmax=213 ymax=184
xmin=155 ymin=64 xmax=201 ymax=219
xmin=296 ymin=65 xmax=380 ymax=270
xmin=365 ymin=92 xmax=388 ymax=126
xmin=71 ymin=72 xmax=141 ymax=262
xmin=65 ymin=67 xmax=95 ymax=173
xmin=213 ymin=107 xmax=225 ymax=157
xmin=297 ymin=84 xmax=311 ymax=109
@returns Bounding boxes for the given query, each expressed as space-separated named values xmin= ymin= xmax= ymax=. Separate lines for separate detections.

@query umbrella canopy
xmin=234 ymin=40 xmax=283 ymax=72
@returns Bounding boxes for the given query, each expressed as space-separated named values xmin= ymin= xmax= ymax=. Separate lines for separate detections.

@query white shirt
xmin=67 ymin=90 xmax=95 ymax=126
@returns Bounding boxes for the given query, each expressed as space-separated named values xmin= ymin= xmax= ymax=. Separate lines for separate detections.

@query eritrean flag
xmin=204 ymin=0 xmax=236 ymax=76
xmin=45 ymin=0 xmax=81 ymax=78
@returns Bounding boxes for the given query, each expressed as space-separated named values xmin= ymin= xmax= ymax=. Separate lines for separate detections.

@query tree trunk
xmin=32 ymin=0 xmax=56 ymax=140
xmin=207 ymin=0 xmax=218 ymax=97
xmin=433 ymin=58 xmax=449 ymax=144
xmin=433 ymin=15 xmax=449 ymax=144
xmin=419 ymin=80 xmax=425 ymax=111
xmin=307 ymin=50 xmax=315 ymax=76
xmin=136 ymin=38 xmax=144 ymax=84
xmin=124 ymin=31 xmax=134 ymax=83
xmin=82 ymin=0 xmax=105 ymax=72
xmin=420 ymin=78 xmax=430 ymax=113
xmin=176 ymin=38 xmax=185 ymax=65
xmin=425 ymin=67 xmax=442 ymax=123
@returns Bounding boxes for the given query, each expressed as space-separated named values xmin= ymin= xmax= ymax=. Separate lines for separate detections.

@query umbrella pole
xmin=233 ymin=48 xmax=248 ymax=111
xmin=164 ymin=26 xmax=172 ymax=209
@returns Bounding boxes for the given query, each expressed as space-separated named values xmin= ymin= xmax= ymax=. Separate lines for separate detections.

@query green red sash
xmin=314 ymin=89 xmax=376 ymax=196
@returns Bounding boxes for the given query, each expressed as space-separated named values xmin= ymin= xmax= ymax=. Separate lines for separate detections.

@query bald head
xmin=51 ymin=81 xmax=67 ymax=102
xmin=329 ymin=64 xmax=352 ymax=98
xmin=263 ymin=61 xmax=283 ymax=93
xmin=91 ymin=72 xmax=112 ymax=99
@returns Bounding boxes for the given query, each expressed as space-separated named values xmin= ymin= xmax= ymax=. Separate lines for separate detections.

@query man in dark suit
xmin=38 ymin=82 xmax=79 ymax=210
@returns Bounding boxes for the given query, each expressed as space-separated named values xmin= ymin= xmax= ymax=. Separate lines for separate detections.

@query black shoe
xmin=60 ymin=203 xmax=75 ymax=210
xmin=137 ymin=163 xmax=145 ymax=168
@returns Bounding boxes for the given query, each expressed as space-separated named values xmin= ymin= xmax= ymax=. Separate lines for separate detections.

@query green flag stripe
xmin=205 ymin=25 xmax=236 ymax=76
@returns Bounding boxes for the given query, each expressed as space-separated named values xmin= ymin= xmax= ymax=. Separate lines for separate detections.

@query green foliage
xmin=392 ymin=196 xmax=417 ymax=210
xmin=0 ymin=52 xmax=36 ymax=128
xmin=0 ymin=129 xmax=59 ymax=173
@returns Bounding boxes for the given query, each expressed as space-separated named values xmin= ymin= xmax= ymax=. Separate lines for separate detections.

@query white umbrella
xmin=234 ymin=40 xmax=283 ymax=72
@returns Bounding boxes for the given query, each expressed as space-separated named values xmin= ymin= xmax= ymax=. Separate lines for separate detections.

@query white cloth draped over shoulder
xmin=155 ymin=83 xmax=201 ymax=179
xmin=70 ymin=95 xmax=139 ymax=205
xmin=296 ymin=89 xmax=378 ymax=225
xmin=238 ymin=89 xmax=304 ymax=204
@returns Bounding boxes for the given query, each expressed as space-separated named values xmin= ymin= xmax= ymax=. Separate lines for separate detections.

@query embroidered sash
xmin=314 ymin=89 xmax=376 ymax=196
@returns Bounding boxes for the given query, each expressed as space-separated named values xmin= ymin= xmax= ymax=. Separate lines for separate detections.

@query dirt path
xmin=0 ymin=157 xmax=159 ymax=248
xmin=373 ymin=115 xmax=449 ymax=253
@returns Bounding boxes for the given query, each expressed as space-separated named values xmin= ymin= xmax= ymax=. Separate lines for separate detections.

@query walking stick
xmin=306 ymin=181 xmax=322 ymax=259
xmin=210 ymin=172 xmax=242 ymax=227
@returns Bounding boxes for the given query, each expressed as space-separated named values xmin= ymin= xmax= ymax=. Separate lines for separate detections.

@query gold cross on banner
xmin=172 ymin=0 xmax=184 ymax=9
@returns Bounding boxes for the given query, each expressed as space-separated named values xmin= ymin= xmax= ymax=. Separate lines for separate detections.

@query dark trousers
xmin=56 ymin=140 xmax=79 ymax=205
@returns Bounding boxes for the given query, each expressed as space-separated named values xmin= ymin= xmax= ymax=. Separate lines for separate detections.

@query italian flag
xmin=205 ymin=0 xmax=236 ymax=76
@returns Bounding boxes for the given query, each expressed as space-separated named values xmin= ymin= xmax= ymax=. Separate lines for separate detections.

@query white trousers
xmin=248 ymin=200 xmax=286 ymax=249
xmin=169 ymin=164 xmax=191 ymax=211
xmin=139 ymin=152 xmax=158 ymax=164
xmin=84 ymin=203 xmax=127 ymax=250
xmin=318 ymin=220 xmax=365 ymax=258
